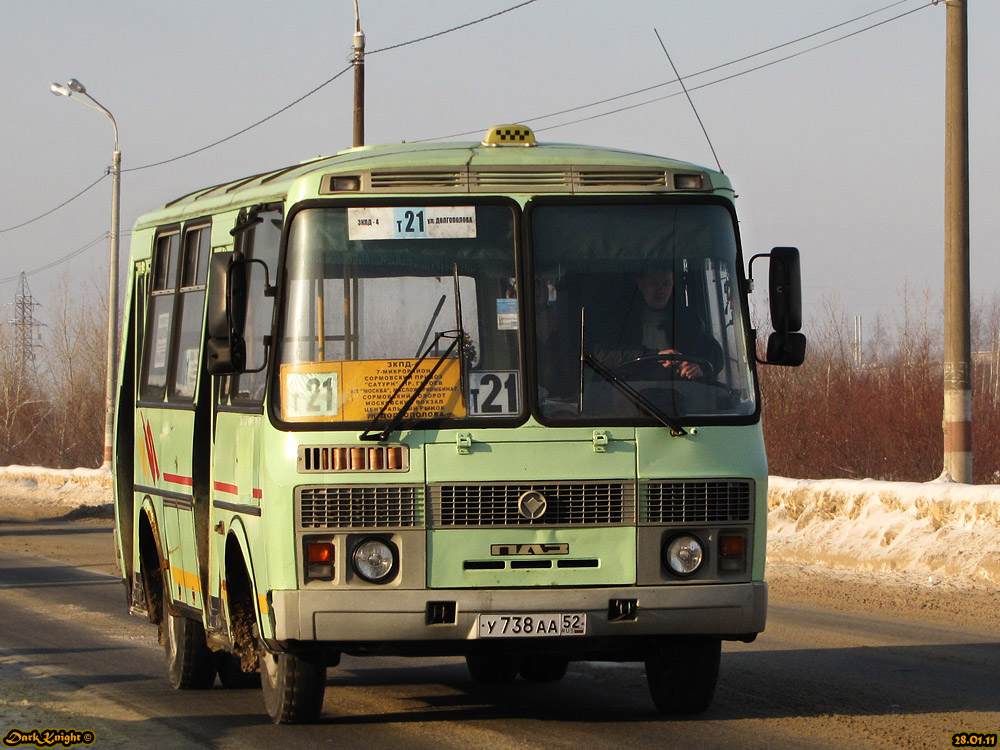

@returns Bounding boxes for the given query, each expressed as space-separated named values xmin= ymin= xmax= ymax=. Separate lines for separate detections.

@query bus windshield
xmin=276 ymin=203 xmax=521 ymax=426
xmin=530 ymin=201 xmax=756 ymax=423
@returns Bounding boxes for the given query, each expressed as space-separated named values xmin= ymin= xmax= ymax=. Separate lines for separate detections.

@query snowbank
xmin=768 ymin=476 xmax=1000 ymax=587
xmin=0 ymin=465 xmax=112 ymax=520
xmin=1 ymin=466 xmax=998 ymax=587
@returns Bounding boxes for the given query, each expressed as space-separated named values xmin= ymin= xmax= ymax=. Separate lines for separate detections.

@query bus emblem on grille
xmin=517 ymin=490 xmax=547 ymax=520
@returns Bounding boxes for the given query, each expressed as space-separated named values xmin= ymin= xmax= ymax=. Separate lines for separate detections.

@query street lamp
xmin=50 ymin=78 xmax=120 ymax=471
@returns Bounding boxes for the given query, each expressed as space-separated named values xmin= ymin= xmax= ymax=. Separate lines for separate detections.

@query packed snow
xmin=1 ymin=466 xmax=997 ymax=588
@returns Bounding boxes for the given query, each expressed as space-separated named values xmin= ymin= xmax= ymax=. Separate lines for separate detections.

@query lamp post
xmin=50 ymin=79 xmax=120 ymax=471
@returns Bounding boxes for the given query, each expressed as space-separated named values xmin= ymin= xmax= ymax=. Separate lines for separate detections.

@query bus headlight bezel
xmin=351 ymin=536 xmax=399 ymax=584
xmin=662 ymin=533 xmax=706 ymax=578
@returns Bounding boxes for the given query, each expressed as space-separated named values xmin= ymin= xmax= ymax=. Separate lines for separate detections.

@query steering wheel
xmin=614 ymin=352 xmax=715 ymax=381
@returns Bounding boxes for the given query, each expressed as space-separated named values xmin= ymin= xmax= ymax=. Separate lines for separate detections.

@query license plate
xmin=478 ymin=613 xmax=587 ymax=638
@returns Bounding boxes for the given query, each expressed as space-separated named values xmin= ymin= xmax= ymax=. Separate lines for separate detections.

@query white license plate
xmin=478 ymin=613 xmax=587 ymax=638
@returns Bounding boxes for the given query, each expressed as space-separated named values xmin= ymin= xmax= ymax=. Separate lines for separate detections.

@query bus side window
xmin=233 ymin=207 xmax=281 ymax=404
xmin=168 ymin=224 xmax=210 ymax=401
xmin=139 ymin=231 xmax=179 ymax=402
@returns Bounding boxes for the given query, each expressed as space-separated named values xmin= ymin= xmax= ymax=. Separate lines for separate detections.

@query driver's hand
xmin=659 ymin=349 xmax=703 ymax=380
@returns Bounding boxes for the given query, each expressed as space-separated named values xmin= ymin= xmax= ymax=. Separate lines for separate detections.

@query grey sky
xmin=2 ymin=0 xmax=996 ymax=346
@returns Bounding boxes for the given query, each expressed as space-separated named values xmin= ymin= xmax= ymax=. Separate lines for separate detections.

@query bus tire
xmin=217 ymin=651 xmax=261 ymax=689
xmin=259 ymin=643 xmax=326 ymax=724
xmin=518 ymin=654 xmax=568 ymax=682
xmin=163 ymin=582 xmax=216 ymax=690
xmin=644 ymin=636 xmax=720 ymax=715
xmin=466 ymin=653 xmax=520 ymax=683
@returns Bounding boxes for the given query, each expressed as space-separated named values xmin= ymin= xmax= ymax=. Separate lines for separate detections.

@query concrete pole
xmin=104 ymin=147 xmax=121 ymax=469
xmin=352 ymin=0 xmax=365 ymax=148
xmin=943 ymin=0 xmax=972 ymax=482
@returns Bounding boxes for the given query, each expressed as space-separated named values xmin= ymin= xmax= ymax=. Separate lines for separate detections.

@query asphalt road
xmin=0 ymin=520 xmax=997 ymax=750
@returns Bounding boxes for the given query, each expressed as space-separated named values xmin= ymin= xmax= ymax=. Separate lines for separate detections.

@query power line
xmin=4 ymin=0 xmax=543 ymax=234
xmin=535 ymin=0 xmax=935 ymax=132
xmin=124 ymin=67 xmax=352 ymax=173
xmin=0 ymin=174 xmax=106 ymax=235
xmin=419 ymin=0 xmax=933 ymax=142
xmin=532 ymin=1 xmax=934 ymax=135
xmin=0 ymin=232 xmax=110 ymax=285
xmin=125 ymin=0 xmax=541 ymax=173
xmin=369 ymin=0 xmax=538 ymax=55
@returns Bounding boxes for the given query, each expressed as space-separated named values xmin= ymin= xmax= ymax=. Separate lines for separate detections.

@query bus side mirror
xmin=766 ymin=331 xmax=806 ymax=367
xmin=749 ymin=246 xmax=806 ymax=367
xmin=768 ymin=246 xmax=802 ymax=333
xmin=206 ymin=251 xmax=248 ymax=375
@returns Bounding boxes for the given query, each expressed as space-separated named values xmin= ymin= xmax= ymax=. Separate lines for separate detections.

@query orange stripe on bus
xmin=213 ymin=481 xmax=239 ymax=495
xmin=163 ymin=473 xmax=193 ymax=486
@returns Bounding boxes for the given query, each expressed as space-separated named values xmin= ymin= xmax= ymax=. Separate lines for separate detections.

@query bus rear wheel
xmin=259 ymin=643 xmax=327 ymax=724
xmin=644 ymin=636 xmax=720 ymax=715
xmin=163 ymin=583 xmax=216 ymax=690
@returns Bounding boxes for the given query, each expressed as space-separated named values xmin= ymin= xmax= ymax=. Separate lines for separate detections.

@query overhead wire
xmin=0 ymin=0 xmax=928 ymax=282
xmin=0 ymin=174 xmax=107 ymax=235
xmin=2 ymin=0 xmax=542 ymax=238
xmin=125 ymin=0 xmax=539 ymax=174
xmin=0 ymin=232 xmax=112 ymax=284
xmin=530 ymin=0 xmax=934 ymax=135
xmin=418 ymin=0 xmax=933 ymax=142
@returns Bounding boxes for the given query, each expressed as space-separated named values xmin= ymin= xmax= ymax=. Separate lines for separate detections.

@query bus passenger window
xmin=140 ymin=231 xmax=179 ymax=401
xmin=168 ymin=225 xmax=210 ymax=400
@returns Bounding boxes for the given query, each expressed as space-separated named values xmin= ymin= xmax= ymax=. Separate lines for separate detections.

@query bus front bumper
xmin=269 ymin=581 xmax=767 ymax=644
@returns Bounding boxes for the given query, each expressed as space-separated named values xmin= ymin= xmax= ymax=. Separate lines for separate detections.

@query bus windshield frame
xmin=526 ymin=195 xmax=760 ymax=428
xmin=271 ymin=197 xmax=526 ymax=432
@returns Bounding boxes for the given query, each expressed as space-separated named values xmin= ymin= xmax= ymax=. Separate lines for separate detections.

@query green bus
xmin=112 ymin=124 xmax=804 ymax=724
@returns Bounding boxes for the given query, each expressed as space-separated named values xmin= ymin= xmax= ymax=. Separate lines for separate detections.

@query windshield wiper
xmin=578 ymin=308 xmax=687 ymax=437
xmin=359 ymin=331 xmax=460 ymax=442
xmin=361 ymin=264 xmax=468 ymax=443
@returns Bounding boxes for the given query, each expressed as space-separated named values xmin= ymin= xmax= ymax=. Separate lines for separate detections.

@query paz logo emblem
xmin=517 ymin=490 xmax=547 ymax=520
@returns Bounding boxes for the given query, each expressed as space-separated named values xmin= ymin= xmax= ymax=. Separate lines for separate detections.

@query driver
xmin=597 ymin=268 xmax=723 ymax=380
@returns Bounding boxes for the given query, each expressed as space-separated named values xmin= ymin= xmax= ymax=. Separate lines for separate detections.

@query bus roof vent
xmin=472 ymin=170 xmax=569 ymax=191
xmin=368 ymin=170 xmax=469 ymax=191
xmin=481 ymin=124 xmax=537 ymax=147
xmin=575 ymin=169 xmax=669 ymax=189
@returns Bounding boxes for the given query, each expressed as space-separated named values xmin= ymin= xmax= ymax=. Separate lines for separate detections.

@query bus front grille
xmin=640 ymin=480 xmax=753 ymax=524
xmin=297 ymin=485 xmax=422 ymax=529
xmin=428 ymin=482 xmax=636 ymax=528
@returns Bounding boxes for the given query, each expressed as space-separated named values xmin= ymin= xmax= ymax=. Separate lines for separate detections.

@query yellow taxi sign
xmin=482 ymin=124 xmax=537 ymax=146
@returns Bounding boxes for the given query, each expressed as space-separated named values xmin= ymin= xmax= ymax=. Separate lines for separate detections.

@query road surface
xmin=0 ymin=518 xmax=997 ymax=750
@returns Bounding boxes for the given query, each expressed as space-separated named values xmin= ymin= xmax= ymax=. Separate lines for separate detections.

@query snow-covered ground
xmin=1 ymin=466 xmax=998 ymax=589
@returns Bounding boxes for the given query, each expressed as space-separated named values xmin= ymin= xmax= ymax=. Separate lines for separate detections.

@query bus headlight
xmin=352 ymin=537 xmax=398 ymax=584
xmin=662 ymin=534 xmax=705 ymax=577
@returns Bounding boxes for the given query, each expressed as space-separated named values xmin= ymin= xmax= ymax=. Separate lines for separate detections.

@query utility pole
xmin=352 ymin=0 xmax=365 ymax=148
xmin=943 ymin=0 xmax=971 ymax=482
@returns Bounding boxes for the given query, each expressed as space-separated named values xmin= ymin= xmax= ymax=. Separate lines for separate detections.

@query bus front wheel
xmin=259 ymin=643 xmax=327 ymax=724
xmin=163 ymin=582 xmax=216 ymax=690
xmin=644 ymin=636 xmax=720 ymax=715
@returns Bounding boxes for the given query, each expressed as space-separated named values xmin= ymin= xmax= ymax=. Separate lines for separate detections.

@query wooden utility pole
xmin=943 ymin=0 xmax=971 ymax=482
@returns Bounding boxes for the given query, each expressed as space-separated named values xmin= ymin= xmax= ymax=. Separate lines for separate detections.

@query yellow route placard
xmin=281 ymin=359 xmax=465 ymax=423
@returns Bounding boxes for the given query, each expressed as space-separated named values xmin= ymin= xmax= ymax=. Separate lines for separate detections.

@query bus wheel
xmin=163 ymin=584 xmax=216 ymax=690
xmin=216 ymin=651 xmax=261 ymax=689
xmin=259 ymin=643 xmax=326 ymax=724
xmin=644 ymin=637 xmax=720 ymax=715
xmin=519 ymin=655 xmax=569 ymax=682
xmin=466 ymin=653 xmax=520 ymax=683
